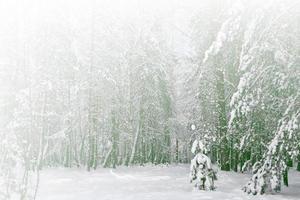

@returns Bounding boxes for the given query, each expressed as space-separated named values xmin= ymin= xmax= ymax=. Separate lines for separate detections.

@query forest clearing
xmin=37 ymin=165 xmax=300 ymax=200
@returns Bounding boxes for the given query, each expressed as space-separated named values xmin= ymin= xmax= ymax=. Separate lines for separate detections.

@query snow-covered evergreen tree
xmin=229 ymin=0 xmax=300 ymax=194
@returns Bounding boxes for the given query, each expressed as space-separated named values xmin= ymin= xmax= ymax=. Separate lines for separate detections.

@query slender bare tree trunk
xmin=33 ymin=92 xmax=47 ymax=200
xmin=129 ymin=112 xmax=141 ymax=164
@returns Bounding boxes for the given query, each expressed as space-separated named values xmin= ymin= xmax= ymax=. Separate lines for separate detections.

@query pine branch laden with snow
xmin=228 ymin=0 xmax=300 ymax=195
xmin=243 ymin=99 xmax=299 ymax=194
xmin=202 ymin=1 xmax=244 ymax=65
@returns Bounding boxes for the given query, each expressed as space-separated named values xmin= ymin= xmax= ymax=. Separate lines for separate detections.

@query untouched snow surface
xmin=37 ymin=164 xmax=300 ymax=200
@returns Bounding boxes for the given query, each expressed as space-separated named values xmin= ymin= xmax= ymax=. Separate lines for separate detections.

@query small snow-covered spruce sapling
xmin=189 ymin=140 xmax=217 ymax=191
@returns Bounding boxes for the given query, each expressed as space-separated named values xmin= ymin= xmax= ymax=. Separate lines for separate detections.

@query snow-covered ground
xmin=37 ymin=165 xmax=300 ymax=200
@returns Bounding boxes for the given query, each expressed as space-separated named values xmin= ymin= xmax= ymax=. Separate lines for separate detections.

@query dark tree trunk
xmin=175 ymin=139 xmax=179 ymax=163
xmin=283 ymin=168 xmax=288 ymax=187
xmin=297 ymin=154 xmax=300 ymax=171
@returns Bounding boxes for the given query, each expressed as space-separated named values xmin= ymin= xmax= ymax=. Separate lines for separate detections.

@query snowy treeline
xmin=0 ymin=0 xmax=299 ymax=198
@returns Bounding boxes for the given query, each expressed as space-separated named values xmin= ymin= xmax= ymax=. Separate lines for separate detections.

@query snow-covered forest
xmin=0 ymin=0 xmax=299 ymax=199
